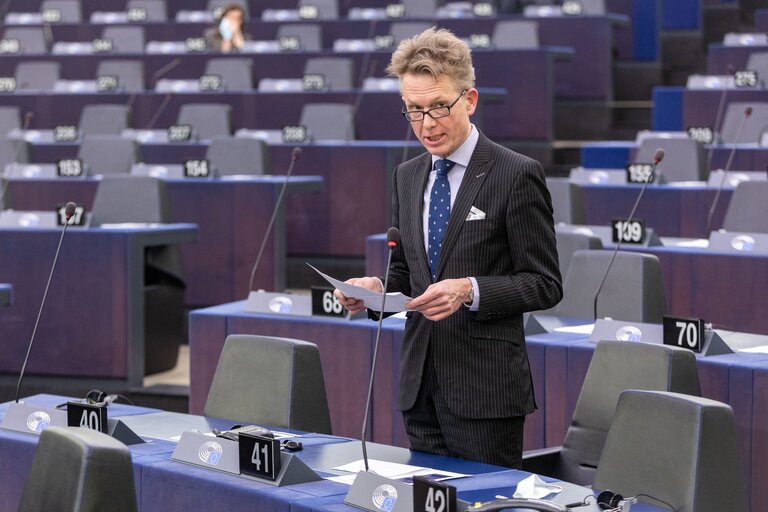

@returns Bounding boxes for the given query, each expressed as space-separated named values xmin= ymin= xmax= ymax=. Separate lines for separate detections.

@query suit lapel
xmin=434 ymin=134 xmax=494 ymax=280
xmin=409 ymin=154 xmax=433 ymax=282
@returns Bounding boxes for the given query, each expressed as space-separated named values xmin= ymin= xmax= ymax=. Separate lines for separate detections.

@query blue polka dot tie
xmin=428 ymin=159 xmax=455 ymax=281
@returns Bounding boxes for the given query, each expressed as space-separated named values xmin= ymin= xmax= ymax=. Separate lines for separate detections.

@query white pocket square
xmin=466 ymin=206 xmax=486 ymax=221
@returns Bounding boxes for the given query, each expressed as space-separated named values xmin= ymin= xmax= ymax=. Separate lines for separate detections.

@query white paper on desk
xmin=739 ymin=345 xmax=768 ymax=354
xmin=308 ymin=263 xmax=412 ymax=313
xmin=332 ymin=459 xmax=468 ymax=484
xmin=554 ymin=324 xmax=595 ymax=335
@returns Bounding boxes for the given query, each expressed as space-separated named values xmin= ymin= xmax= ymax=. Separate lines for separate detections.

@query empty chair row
xmin=1 ymin=101 xmax=357 ymax=148
xmin=1 ymin=19 xmax=547 ymax=56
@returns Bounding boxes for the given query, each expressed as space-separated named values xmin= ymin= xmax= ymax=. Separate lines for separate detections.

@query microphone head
xmin=745 ymin=106 xmax=753 ymax=117
xmin=386 ymin=226 xmax=401 ymax=247
xmin=291 ymin=147 xmax=302 ymax=161
xmin=64 ymin=202 xmax=77 ymax=220
xmin=726 ymin=64 xmax=735 ymax=75
xmin=653 ymin=148 xmax=665 ymax=164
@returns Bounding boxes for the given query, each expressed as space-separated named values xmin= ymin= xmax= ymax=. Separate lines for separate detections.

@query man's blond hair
xmin=386 ymin=27 xmax=475 ymax=92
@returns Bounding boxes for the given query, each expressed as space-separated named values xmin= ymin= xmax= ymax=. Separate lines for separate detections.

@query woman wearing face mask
xmin=204 ymin=4 xmax=247 ymax=53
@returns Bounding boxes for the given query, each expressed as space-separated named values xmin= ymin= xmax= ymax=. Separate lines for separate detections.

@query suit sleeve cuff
xmin=465 ymin=277 xmax=480 ymax=311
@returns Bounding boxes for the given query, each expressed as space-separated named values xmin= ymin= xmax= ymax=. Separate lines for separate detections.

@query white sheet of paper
xmin=739 ymin=345 xmax=768 ymax=354
xmin=332 ymin=459 xmax=468 ymax=485
xmin=554 ymin=324 xmax=595 ymax=335
xmin=308 ymin=264 xmax=413 ymax=313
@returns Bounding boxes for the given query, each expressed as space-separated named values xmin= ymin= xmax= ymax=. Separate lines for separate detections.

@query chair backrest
xmin=0 ymin=137 xmax=29 ymax=166
xmin=492 ymin=20 xmax=540 ymax=49
xmin=204 ymin=58 xmax=253 ymax=90
xmin=78 ymin=104 xmax=130 ymax=136
xmin=555 ymin=341 xmax=701 ymax=486
xmin=721 ymin=180 xmax=768 ymax=233
xmin=102 ymin=26 xmax=145 ymax=53
xmin=3 ymin=27 xmax=48 ymax=54
xmin=720 ymin=102 xmax=768 ymax=143
xmin=206 ymin=136 xmax=269 ymax=175
xmin=15 ymin=61 xmax=60 ymax=91
xmin=554 ymin=249 xmax=667 ymax=322
xmin=91 ymin=175 xmax=169 ymax=226
xmin=126 ymin=0 xmax=168 ymax=21
xmin=390 ymin=22 xmax=432 ymax=45
xmin=547 ymin=177 xmax=584 ymax=224
xmin=304 ymin=57 xmax=354 ymax=90
xmin=208 ymin=0 xmax=249 ymax=18
xmin=298 ymin=0 xmax=338 ymax=19
xmin=78 ymin=135 xmax=137 ymax=174
xmin=96 ymin=60 xmax=145 ymax=92
xmin=18 ymin=426 xmax=137 ymax=512
xmin=204 ymin=334 xmax=332 ymax=434
xmin=299 ymin=103 xmax=355 ymax=141
xmin=634 ymin=137 xmax=707 ymax=182
xmin=0 ymin=106 xmax=20 ymax=136
xmin=41 ymin=0 xmax=82 ymax=22
xmin=402 ymin=0 xmax=437 ymax=17
xmin=745 ymin=51 xmax=768 ymax=86
xmin=556 ymin=231 xmax=603 ymax=280
xmin=276 ymin=23 xmax=322 ymax=51
xmin=177 ymin=103 xmax=232 ymax=140
xmin=594 ymin=390 xmax=746 ymax=512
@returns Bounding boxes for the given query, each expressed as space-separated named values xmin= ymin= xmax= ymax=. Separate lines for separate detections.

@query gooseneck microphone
xmin=706 ymin=64 xmax=735 ymax=169
xmin=592 ymin=149 xmax=664 ymax=320
xmin=247 ymin=147 xmax=302 ymax=292
xmin=706 ymin=105 xmax=752 ymax=233
xmin=15 ymin=201 xmax=77 ymax=403
xmin=361 ymin=226 xmax=400 ymax=471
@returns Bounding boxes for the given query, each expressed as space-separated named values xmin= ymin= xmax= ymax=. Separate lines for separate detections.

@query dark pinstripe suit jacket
xmin=387 ymin=131 xmax=562 ymax=419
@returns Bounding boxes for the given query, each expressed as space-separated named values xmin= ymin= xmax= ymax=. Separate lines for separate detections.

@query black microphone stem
xmin=361 ymin=243 xmax=395 ymax=472
xmin=592 ymin=166 xmax=657 ymax=321
xmin=706 ymin=108 xmax=751 ymax=233
xmin=248 ymin=149 xmax=300 ymax=292
xmin=15 ymin=216 xmax=73 ymax=403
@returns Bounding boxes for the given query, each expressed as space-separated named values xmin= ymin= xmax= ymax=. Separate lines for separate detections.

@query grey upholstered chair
xmin=304 ymin=57 xmax=354 ymax=90
xmin=41 ymin=0 xmax=82 ymax=22
xmin=3 ymin=27 xmax=49 ymax=54
xmin=721 ymin=181 xmax=768 ymax=233
xmin=91 ymin=175 xmax=185 ymax=374
xmin=205 ymin=58 xmax=253 ymax=90
xmin=492 ymin=20 xmax=540 ymax=49
xmin=204 ymin=334 xmax=333 ymax=434
xmin=206 ymin=136 xmax=269 ymax=175
xmin=0 ymin=137 xmax=29 ymax=167
xmin=102 ymin=26 xmax=145 ymax=54
xmin=390 ymin=22 xmax=432 ymax=45
xmin=177 ymin=103 xmax=232 ymax=140
xmin=553 ymin=249 xmax=667 ymax=322
xmin=18 ymin=426 xmax=137 ymax=512
xmin=594 ymin=390 xmax=747 ymax=512
xmin=126 ymin=0 xmax=168 ymax=21
xmin=299 ymin=103 xmax=355 ymax=141
xmin=276 ymin=24 xmax=322 ymax=51
xmin=96 ymin=60 xmax=145 ymax=92
xmin=78 ymin=135 xmax=137 ymax=174
xmin=523 ymin=340 xmax=701 ymax=486
xmin=0 ymin=106 xmax=20 ymax=136
xmin=720 ymin=102 xmax=768 ymax=143
xmin=15 ymin=62 xmax=61 ymax=91
xmin=547 ymin=177 xmax=585 ymax=224
xmin=298 ymin=0 xmax=338 ymax=19
xmin=556 ymin=231 xmax=603 ymax=280
xmin=78 ymin=105 xmax=131 ymax=137
xmin=634 ymin=137 xmax=707 ymax=182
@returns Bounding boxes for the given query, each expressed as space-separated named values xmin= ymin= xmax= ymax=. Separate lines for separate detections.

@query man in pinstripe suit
xmin=335 ymin=27 xmax=562 ymax=468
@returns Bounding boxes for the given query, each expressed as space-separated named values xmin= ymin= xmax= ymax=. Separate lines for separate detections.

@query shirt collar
xmin=431 ymin=124 xmax=478 ymax=169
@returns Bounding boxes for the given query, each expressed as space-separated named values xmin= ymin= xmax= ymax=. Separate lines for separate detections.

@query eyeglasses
xmin=401 ymin=90 xmax=466 ymax=122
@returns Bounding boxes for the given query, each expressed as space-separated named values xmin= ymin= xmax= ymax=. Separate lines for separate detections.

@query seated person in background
xmin=204 ymin=4 xmax=247 ymax=53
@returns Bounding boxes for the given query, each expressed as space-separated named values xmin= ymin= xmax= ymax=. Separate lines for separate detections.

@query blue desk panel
xmin=0 ymin=394 xmax=668 ymax=512
xmin=0 ymin=225 xmax=196 ymax=385
xmin=707 ymin=44 xmax=768 ymax=74
xmin=5 ymin=176 xmax=321 ymax=305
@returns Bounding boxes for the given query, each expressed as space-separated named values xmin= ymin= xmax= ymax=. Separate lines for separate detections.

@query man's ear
xmin=465 ymin=88 xmax=479 ymax=115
